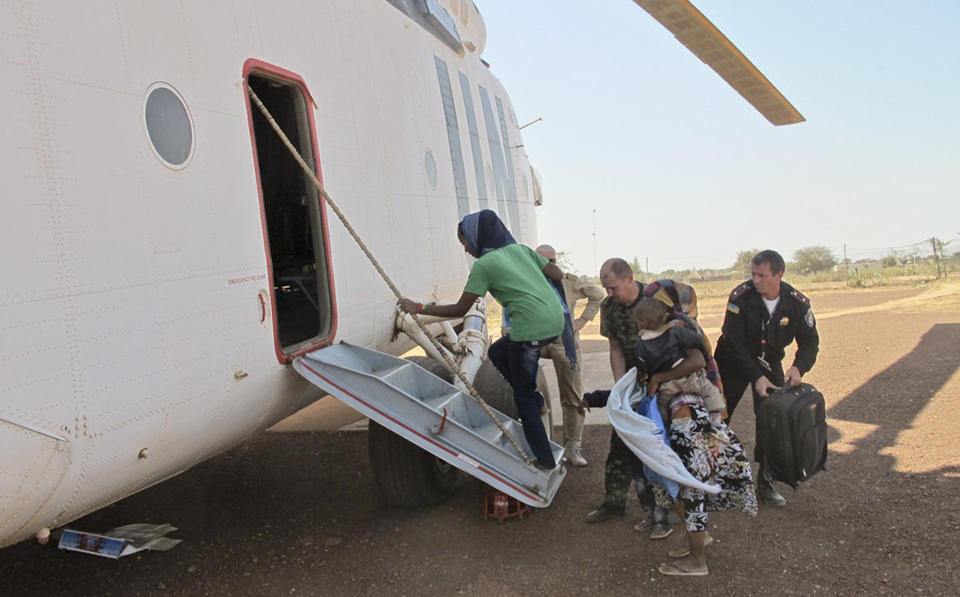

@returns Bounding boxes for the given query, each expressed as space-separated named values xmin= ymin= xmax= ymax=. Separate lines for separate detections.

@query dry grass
xmin=483 ymin=277 xmax=960 ymax=340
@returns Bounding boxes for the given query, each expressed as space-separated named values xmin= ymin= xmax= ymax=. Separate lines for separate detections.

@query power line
xmin=843 ymin=234 xmax=960 ymax=255
xmin=846 ymin=238 xmax=931 ymax=253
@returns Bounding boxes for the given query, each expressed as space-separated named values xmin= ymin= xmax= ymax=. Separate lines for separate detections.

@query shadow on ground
xmin=829 ymin=323 xmax=960 ymax=472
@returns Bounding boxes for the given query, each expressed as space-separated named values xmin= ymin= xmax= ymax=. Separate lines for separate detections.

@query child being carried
xmin=632 ymin=297 xmax=726 ymax=423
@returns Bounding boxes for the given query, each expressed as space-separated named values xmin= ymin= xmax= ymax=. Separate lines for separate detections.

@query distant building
xmin=841 ymin=260 xmax=882 ymax=272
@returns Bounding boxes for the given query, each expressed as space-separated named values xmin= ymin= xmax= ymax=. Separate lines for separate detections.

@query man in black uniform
xmin=715 ymin=250 xmax=819 ymax=507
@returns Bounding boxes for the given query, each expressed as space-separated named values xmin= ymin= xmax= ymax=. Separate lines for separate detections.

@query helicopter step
xmin=293 ymin=342 xmax=566 ymax=507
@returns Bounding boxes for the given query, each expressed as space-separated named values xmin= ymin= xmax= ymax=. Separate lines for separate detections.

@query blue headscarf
xmin=458 ymin=209 xmax=516 ymax=257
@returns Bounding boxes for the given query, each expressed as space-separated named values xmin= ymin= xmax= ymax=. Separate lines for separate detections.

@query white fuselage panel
xmin=0 ymin=0 xmax=536 ymax=547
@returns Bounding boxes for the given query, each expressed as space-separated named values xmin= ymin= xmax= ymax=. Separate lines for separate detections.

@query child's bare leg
xmin=672 ymin=502 xmax=685 ymax=519
xmin=657 ymin=392 xmax=673 ymax=425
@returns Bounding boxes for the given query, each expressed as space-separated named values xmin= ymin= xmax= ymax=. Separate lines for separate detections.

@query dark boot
xmin=757 ymin=469 xmax=786 ymax=507
xmin=585 ymin=502 xmax=626 ymax=523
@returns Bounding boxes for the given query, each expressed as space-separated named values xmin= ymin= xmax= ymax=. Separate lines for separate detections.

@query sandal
xmin=658 ymin=561 xmax=708 ymax=577
xmin=649 ymin=525 xmax=674 ymax=540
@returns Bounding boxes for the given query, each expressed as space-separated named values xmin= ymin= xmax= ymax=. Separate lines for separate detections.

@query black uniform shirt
xmin=714 ymin=280 xmax=819 ymax=385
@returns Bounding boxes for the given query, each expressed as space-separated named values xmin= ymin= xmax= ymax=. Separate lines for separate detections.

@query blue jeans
xmin=488 ymin=335 xmax=556 ymax=467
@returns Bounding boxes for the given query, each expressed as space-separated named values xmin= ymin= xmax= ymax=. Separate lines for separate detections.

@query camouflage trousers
xmin=604 ymin=429 xmax=657 ymax=512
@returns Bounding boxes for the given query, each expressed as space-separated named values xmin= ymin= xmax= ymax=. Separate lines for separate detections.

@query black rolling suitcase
xmin=756 ymin=383 xmax=827 ymax=488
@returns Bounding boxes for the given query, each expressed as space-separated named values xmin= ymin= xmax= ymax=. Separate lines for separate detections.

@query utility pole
xmin=645 ymin=257 xmax=649 ymax=278
xmin=931 ymin=237 xmax=942 ymax=279
xmin=843 ymin=243 xmax=848 ymax=278
xmin=592 ymin=209 xmax=598 ymax=276
xmin=937 ymin=240 xmax=953 ymax=280
xmin=936 ymin=238 xmax=948 ymax=279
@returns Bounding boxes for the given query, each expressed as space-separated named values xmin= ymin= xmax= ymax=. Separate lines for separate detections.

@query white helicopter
xmin=0 ymin=0 xmax=801 ymax=548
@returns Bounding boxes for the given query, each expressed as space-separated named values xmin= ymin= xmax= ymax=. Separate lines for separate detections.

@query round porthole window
xmin=424 ymin=148 xmax=437 ymax=187
xmin=144 ymin=83 xmax=194 ymax=169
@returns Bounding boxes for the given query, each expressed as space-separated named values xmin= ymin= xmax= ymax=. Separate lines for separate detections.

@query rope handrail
xmin=246 ymin=85 xmax=534 ymax=464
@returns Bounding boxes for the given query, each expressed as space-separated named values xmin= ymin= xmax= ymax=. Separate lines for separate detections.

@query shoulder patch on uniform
xmin=726 ymin=302 xmax=741 ymax=315
xmin=804 ymin=308 xmax=816 ymax=328
xmin=790 ymin=288 xmax=811 ymax=305
xmin=728 ymin=281 xmax=752 ymax=301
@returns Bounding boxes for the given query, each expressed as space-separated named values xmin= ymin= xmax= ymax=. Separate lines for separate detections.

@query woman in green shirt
xmin=400 ymin=210 xmax=565 ymax=469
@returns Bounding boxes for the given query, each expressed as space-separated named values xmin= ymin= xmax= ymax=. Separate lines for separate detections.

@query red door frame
xmin=242 ymin=58 xmax=338 ymax=364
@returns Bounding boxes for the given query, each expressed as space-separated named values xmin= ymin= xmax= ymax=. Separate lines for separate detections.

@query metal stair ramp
xmin=294 ymin=342 xmax=566 ymax=507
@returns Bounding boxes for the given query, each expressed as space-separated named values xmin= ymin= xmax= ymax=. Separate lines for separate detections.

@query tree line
xmin=734 ymin=247 xmax=837 ymax=275
xmin=733 ymin=241 xmax=957 ymax=278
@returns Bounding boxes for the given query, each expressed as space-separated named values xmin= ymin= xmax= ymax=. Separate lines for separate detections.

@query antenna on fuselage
xmin=519 ymin=117 xmax=542 ymax=130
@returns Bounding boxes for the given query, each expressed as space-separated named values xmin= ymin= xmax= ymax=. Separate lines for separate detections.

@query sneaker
xmin=585 ymin=502 xmax=626 ymax=523
xmin=649 ymin=524 xmax=674 ymax=540
xmin=633 ymin=506 xmax=676 ymax=533
xmin=567 ymin=448 xmax=588 ymax=468
xmin=757 ymin=480 xmax=787 ymax=507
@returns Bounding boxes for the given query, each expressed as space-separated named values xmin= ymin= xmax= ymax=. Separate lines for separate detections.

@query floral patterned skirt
xmin=653 ymin=396 xmax=758 ymax=532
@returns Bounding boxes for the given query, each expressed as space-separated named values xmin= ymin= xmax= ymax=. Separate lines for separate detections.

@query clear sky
xmin=478 ymin=0 xmax=960 ymax=275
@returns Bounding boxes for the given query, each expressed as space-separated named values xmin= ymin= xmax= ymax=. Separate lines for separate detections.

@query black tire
xmin=405 ymin=355 xmax=453 ymax=383
xmin=366 ymin=356 xmax=459 ymax=508
xmin=472 ymin=358 xmax=554 ymax=440
xmin=471 ymin=358 xmax=518 ymax=418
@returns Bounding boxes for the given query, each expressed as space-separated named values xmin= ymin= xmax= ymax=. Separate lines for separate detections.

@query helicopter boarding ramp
xmin=294 ymin=343 xmax=566 ymax=507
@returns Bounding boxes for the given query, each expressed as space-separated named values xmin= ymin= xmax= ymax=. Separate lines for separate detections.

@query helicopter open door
xmin=243 ymin=61 xmax=337 ymax=362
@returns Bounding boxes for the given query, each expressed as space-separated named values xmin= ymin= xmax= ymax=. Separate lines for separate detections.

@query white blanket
xmin=606 ymin=368 xmax=720 ymax=494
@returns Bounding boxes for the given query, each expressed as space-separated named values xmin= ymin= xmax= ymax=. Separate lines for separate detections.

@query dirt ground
xmin=3 ymin=284 xmax=959 ymax=596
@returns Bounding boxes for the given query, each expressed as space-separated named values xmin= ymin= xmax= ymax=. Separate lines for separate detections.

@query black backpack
xmin=756 ymin=383 xmax=828 ymax=488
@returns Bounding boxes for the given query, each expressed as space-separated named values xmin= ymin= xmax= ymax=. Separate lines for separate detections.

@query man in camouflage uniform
xmin=581 ymin=258 xmax=672 ymax=539
xmin=715 ymin=249 xmax=820 ymax=507
xmin=535 ymin=245 xmax=605 ymax=467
